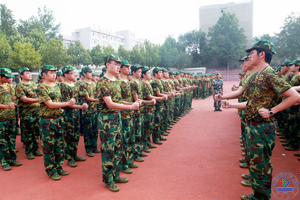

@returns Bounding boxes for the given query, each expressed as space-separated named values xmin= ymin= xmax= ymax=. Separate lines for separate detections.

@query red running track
xmin=1 ymin=81 xmax=299 ymax=200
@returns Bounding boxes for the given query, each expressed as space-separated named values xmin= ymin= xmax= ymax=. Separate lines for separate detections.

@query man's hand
xmin=221 ymin=100 xmax=231 ymax=109
xmin=258 ymin=108 xmax=271 ymax=118
xmin=68 ymin=98 xmax=75 ymax=106
xmin=215 ymin=94 xmax=222 ymax=101
xmin=7 ymin=102 xmax=15 ymax=109
xmin=151 ymin=99 xmax=156 ymax=105
xmin=82 ymin=103 xmax=88 ymax=109
xmin=163 ymin=95 xmax=168 ymax=100
xmin=131 ymin=101 xmax=140 ymax=110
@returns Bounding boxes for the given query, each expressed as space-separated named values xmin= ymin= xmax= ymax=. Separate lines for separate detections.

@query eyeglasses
xmin=109 ymin=62 xmax=121 ymax=67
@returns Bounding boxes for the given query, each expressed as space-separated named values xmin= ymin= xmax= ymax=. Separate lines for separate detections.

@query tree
xmin=117 ymin=45 xmax=130 ymax=62
xmin=17 ymin=6 xmax=61 ymax=40
xmin=0 ymin=4 xmax=16 ymax=37
xmin=39 ymin=38 xmax=71 ymax=68
xmin=0 ymin=33 xmax=11 ymax=68
xmin=178 ymin=29 xmax=209 ymax=67
xmin=90 ymin=45 xmax=104 ymax=67
xmin=208 ymin=12 xmax=247 ymax=69
xmin=67 ymin=41 xmax=91 ymax=66
xmin=130 ymin=45 xmax=144 ymax=65
xmin=103 ymin=45 xmax=116 ymax=56
xmin=27 ymin=28 xmax=47 ymax=51
xmin=10 ymin=41 xmax=42 ymax=70
xmin=143 ymin=40 xmax=161 ymax=67
xmin=276 ymin=12 xmax=300 ymax=61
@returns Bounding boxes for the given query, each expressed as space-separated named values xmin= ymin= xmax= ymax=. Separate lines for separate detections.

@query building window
xmin=92 ymin=40 xmax=99 ymax=45
xmin=77 ymin=33 xmax=79 ymax=37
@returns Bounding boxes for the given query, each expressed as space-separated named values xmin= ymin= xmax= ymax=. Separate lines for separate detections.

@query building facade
xmin=63 ymin=26 xmax=144 ymax=51
xmin=199 ymin=0 xmax=253 ymax=48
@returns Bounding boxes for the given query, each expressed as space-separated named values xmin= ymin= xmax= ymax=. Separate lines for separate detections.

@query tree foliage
xmin=0 ymin=4 xmax=16 ymax=37
xmin=0 ymin=33 xmax=11 ymax=68
xmin=90 ymin=45 xmax=104 ymax=67
xmin=10 ymin=41 xmax=42 ymax=70
xmin=17 ymin=6 xmax=61 ymax=40
xmin=67 ymin=41 xmax=91 ymax=66
xmin=39 ymin=38 xmax=70 ymax=68
xmin=208 ymin=12 xmax=247 ymax=69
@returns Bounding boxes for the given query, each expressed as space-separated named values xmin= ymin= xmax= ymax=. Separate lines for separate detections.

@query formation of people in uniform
xmin=216 ymin=40 xmax=300 ymax=200
xmin=0 ymin=55 xmax=222 ymax=192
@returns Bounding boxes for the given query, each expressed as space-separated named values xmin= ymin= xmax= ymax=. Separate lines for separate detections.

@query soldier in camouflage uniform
xmin=130 ymin=64 xmax=149 ymax=160
xmin=96 ymin=54 xmax=139 ymax=192
xmin=60 ymin=66 xmax=88 ymax=167
xmin=221 ymin=41 xmax=300 ymax=200
xmin=118 ymin=60 xmax=138 ymax=173
xmin=151 ymin=67 xmax=168 ymax=145
xmin=56 ymin=71 xmax=64 ymax=85
xmin=0 ymin=68 xmax=22 ymax=171
xmin=37 ymin=65 xmax=75 ymax=180
xmin=78 ymin=67 xmax=100 ymax=157
xmin=173 ymin=72 xmax=184 ymax=121
xmin=212 ymin=71 xmax=223 ymax=111
xmin=16 ymin=67 xmax=43 ymax=160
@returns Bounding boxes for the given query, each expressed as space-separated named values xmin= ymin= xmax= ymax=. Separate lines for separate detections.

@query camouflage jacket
xmin=37 ymin=83 xmax=62 ymax=118
xmin=130 ymin=80 xmax=144 ymax=115
xmin=60 ymin=82 xmax=79 ymax=118
xmin=96 ymin=76 xmax=122 ymax=114
xmin=141 ymin=80 xmax=155 ymax=111
xmin=212 ymin=78 xmax=223 ymax=92
xmin=151 ymin=79 xmax=165 ymax=106
xmin=78 ymin=81 xmax=97 ymax=114
xmin=118 ymin=78 xmax=134 ymax=120
xmin=0 ymin=83 xmax=15 ymax=121
xmin=16 ymin=81 xmax=40 ymax=117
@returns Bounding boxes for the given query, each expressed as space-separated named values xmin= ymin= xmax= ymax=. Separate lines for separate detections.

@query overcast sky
xmin=1 ymin=0 xmax=299 ymax=45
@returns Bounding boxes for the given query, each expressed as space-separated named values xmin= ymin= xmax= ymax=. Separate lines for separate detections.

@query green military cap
xmin=292 ymin=60 xmax=300 ymax=66
xmin=131 ymin=64 xmax=142 ymax=72
xmin=281 ymin=61 xmax=293 ymax=66
xmin=97 ymin=73 xmax=101 ymax=77
xmin=104 ymin=54 xmax=121 ymax=64
xmin=174 ymin=71 xmax=179 ymax=75
xmin=62 ymin=65 xmax=75 ymax=75
xmin=152 ymin=67 xmax=162 ymax=74
xmin=102 ymin=67 xmax=107 ymax=72
xmin=120 ymin=59 xmax=131 ymax=66
xmin=178 ymin=70 xmax=183 ymax=73
xmin=215 ymin=71 xmax=220 ymax=75
xmin=246 ymin=40 xmax=276 ymax=54
xmin=0 ymin=68 xmax=15 ymax=77
xmin=169 ymin=71 xmax=174 ymax=75
xmin=141 ymin=66 xmax=150 ymax=74
xmin=92 ymin=73 xmax=97 ymax=76
xmin=128 ymin=71 xmax=133 ymax=76
xmin=239 ymin=70 xmax=243 ymax=75
xmin=38 ymin=74 xmax=43 ymax=79
xmin=56 ymin=71 xmax=63 ymax=76
xmin=19 ymin=67 xmax=31 ymax=74
xmin=161 ymin=68 xmax=168 ymax=72
xmin=42 ymin=65 xmax=57 ymax=72
xmin=77 ymin=77 xmax=80 ymax=81
xmin=277 ymin=66 xmax=282 ymax=71
xmin=81 ymin=66 xmax=92 ymax=73
xmin=239 ymin=55 xmax=248 ymax=62
xmin=272 ymin=66 xmax=277 ymax=71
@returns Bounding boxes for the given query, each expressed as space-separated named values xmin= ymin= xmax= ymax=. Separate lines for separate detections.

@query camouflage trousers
xmin=245 ymin=121 xmax=275 ymax=200
xmin=98 ymin=112 xmax=122 ymax=184
xmin=196 ymin=87 xmax=200 ymax=99
xmin=82 ymin=112 xmax=98 ymax=153
xmin=40 ymin=117 xmax=64 ymax=176
xmin=162 ymin=102 xmax=168 ymax=132
xmin=174 ymin=96 xmax=181 ymax=119
xmin=0 ymin=120 xmax=17 ymax=167
xmin=143 ymin=108 xmax=154 ymax=147
xmin=133 ymin=113 xmax=144 ymax=158
xmin=240 ymin=112 xmax=250 ymax=165
xmin=182 ymin=94 xmax=187 ymax=113
xmin=63 ymin=110 xmax=80 ymax=161
xmin=166 ymin=99 xmax=171 ymax=125
xmin=169 ymin=98 xmax=175 ymax=121
xmin=213 ymin=90 xmax=222 ymax=109
xmin=153 ymin=105 xmax=166 ymax=141
xmin=20 ymin=115 xmax=40 ymax=155
xmin=120 ymin=117 xmax=135 ymax=170
xmin=287 ymin=106 xmax=300 ymax=148
xmin=280 ymin=108 xmax=290 ymax=140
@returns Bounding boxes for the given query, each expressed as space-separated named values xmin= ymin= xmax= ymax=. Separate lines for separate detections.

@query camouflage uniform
xmin=37 ymin=82 xmax=65 ymax=177
xmin=16 ymin=81 xmax=40 ymax=156
xmin=0 ymin=82 xmax=17 ymax=167
xmin=60 ymin=82 xmax=81 ymax=162
xmin=97 ymin=76 xmax=122 ymax=184
xmin=212 ymin=77 xmax=223 ymax=110
xmin=244 ymin=67 xmax=290 ymax=199
xmin=173 ymin=78 xmax=182 ymax=120
xmin=130 ymin=80 xmax=144 ymax=156
xmin=118 ymin=78 xmax=136 ymax=170
xmin=141 ymin=80 xmax=155 ymax=147
xmin=78 ymin=80 xmax=98 ymax=153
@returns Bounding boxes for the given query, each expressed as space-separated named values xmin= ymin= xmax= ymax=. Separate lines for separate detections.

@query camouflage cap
xmin=161 ymin=68 xmax=168 ymax=72
xmin=238 ymin=55 xmax=248 ymax=62
xmin=62 ymin=65 xmax=75 ymax=75
xmin=245 ymin=40 xmax=276 ymax=54
xmin=38 ymin=74 xmax=43 ymax=79
xmin=169 ymin=71 xmax=174 ymax=75
xmin=174 ymin=71 xmax=180 ymax=75
xmin=92 ymin=73 xmax=97 ymax=76
xmin=56 ymin=71 xmax=63 ymax=76
xmin=152 ymin=67 xmax=162 ymax=74
xmin=281 ymin=61 xmax=293 ymax=66
xmin=19 ymin=67 xmax=31 ymax=74
xmin=141 ymin=66 xmax=150 ymax=74
xmin=120 ymin=59 xmax=131 ymax=67
xmin=42 ymin=65 xmax=57 ymax=72
xmin=131 ymin=64 xmax=142 ymax=72
xmin=102 ymin=67 xmax=107 ymax=72
xmin=272 ymin=66 xmax=277 ymax=71
xmin=277 ymin=66 xmax=282 ymax=71
xmin=81 ymin=66 xmax=92 ymax=73
xmin=215 ymin=71 xmax=220 ymax=75
xmin=104 ymin=54 xmax=121 ymax=64
xmin=239 ymin=70 xmax=243 ymax=75
xmin=0 ymin=68 xmax=15 ymax=78
xmin=178 ymin=70 xmax=183 ymax=73
xmin=292 ymin=60 xmax=300 ymax=66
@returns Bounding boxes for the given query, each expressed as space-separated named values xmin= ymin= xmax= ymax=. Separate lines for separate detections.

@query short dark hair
xmin=256 ymin=48 xmax=273 ymax=64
